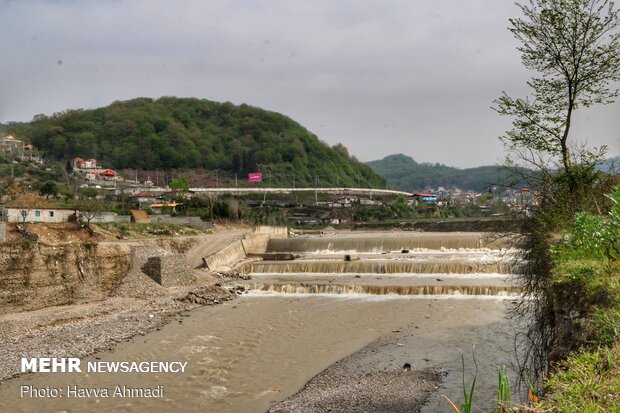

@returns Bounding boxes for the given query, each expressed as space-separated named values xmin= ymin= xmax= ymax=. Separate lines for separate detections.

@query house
xmin=413 ymin=193 xmax=438 ymax=203
xmin=73 ymin=157 xmax=98 ymax=170
xmin=0 ymin=135 xmax=23 ymax=151
xmin=0 ymin=135 xmax=40 ymax=162
xmin=129 ymin=193 xmax=158 ymax=209
xmin=4 ymin=207 xmax=77 ymax=223
xmin=95 ymin=169 xmax=117 ymax=180
xmin=149 ymin=202 xmax=181 ymax=214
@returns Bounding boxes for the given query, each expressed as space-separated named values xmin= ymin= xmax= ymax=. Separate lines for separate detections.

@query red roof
xmin=95 ymin=169 xmax=117 ymax=176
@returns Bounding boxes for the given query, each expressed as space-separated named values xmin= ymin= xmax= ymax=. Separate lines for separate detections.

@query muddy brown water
xmin=0 ymin=296 xmax=519 ymax=413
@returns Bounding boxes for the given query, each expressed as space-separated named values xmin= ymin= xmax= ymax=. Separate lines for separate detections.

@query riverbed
xmin=0 ymin=295 xmax=519 ymax=413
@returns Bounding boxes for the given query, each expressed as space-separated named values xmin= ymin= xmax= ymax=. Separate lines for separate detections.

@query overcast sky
xmin=1 ymin=0 xmax=618 ymax=167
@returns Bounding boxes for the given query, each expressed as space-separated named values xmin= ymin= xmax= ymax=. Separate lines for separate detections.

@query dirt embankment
xmin=0 ymin=223 xmax=254 ymax=382
xmin=0 ymin=241 xmax=132 ymax=314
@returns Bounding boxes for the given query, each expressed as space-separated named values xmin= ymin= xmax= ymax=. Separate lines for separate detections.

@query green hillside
xmin=366 ymin=153 xmax=512 ymax=192
xmin=19 ymin=97 xmax=385 ymax=188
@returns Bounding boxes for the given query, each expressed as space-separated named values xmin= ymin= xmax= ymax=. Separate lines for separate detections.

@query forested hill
xmin=366 ymin=154 xmax=512 ymax=192
xmin=18 ymin=97 xmax=385 ymax=188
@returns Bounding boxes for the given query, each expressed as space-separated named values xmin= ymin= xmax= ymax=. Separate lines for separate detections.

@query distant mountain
xmin=15 ymin=97 xmax=385 ymax=188
xmin=366 ymin=154 xmax=512 ymax=192
xmin=598 ymin=156 xmax=620 ymax=173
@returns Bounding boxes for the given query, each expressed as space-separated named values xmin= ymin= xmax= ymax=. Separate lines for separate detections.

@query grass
xmin=443 ymin=353 xmax=478 ymax=413
xmin=497 ymin=365 xmax=511 ymax=410
xmin=539 ymin=342 xmax=620 ymax=412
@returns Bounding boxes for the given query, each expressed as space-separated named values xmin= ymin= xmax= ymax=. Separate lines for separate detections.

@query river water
xmin=1 ymin=232 xmax=524 ymax=413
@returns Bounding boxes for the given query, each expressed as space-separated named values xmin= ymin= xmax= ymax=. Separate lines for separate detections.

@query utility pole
xmin=315 ymin=174 xmax=318 ymax=205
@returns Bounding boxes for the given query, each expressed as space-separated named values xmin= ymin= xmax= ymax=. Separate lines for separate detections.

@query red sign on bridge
xmin=247 ymin=172 xmax=262 ymax=183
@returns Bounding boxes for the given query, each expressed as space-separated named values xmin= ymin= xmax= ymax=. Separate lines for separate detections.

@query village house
xmin=73 ymin=157 xmax=119 ymax=182
xmin=0 ymin=135 xmax=41 ymax=162
xmin=3 ymin=207 xmax=77 ymax=223
xmin=129 ymin=192 xmax=158 ymax=209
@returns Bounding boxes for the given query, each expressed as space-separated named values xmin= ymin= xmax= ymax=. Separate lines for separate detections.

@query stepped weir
xmin=241 ymin=232 xmax=521 ymax=297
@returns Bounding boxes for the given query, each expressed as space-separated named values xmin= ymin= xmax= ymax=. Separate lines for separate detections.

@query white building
xmin=4 ymin=207 xmax=77 ymax=223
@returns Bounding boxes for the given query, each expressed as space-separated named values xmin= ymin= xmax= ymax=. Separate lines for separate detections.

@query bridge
xmin=189 ymin=187 xmax=412 ymax=197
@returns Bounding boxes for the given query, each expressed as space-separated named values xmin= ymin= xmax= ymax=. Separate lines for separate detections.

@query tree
xmin=77 ymin=199 xmax=105 ymax=230
xmin=77 ymin=187 xmax=99 ymax=200
xmin=39 ymin=181 xmax=59 ymax=199
xmin=169 ymin=177 xmax=189 ymax=191
xmin=494 ymin=0 xmax=620 ymax=194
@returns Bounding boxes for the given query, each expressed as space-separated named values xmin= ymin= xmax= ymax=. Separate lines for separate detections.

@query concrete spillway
xmin=243 ymin=283 xmax=520 ymax=296
xmin=266 ymin=232 xmax=516 ymax=253
xmin=243 ymin=231 xmax=521 ymax=298
xmin=250 ymin=260 xmax=515 ymax=275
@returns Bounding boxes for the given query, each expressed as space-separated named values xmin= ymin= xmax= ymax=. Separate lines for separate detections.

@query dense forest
xmin=9 ymin=97 xmax=385 ymax=188
xmin=366 ymin=153 xmax=514 ymax=192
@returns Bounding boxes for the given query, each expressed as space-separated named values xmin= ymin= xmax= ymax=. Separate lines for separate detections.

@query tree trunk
xmin=561 ymin=92 xmax=575 ymax=194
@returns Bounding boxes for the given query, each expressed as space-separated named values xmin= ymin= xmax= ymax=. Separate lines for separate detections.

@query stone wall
xmin=0 ymin=223 xmax=5 ymax=242
xmin=142 ymin=255 xmax=195 ymax=287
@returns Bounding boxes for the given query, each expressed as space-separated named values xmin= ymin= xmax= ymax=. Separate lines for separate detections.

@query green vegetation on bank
xmin=535 ymin=186 xmax=620 ymax=412
xmin=10 ymin=97 xmax=384 ymax=188
xmin=366 ymin=153 xmax=514 ymax=192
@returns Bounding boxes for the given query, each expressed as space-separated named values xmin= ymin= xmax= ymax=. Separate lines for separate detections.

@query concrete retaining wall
xmin=203 ymin=240 xmax=246 ymax=271
xmin=202 ymin=226 xmax=289 ymax=271
xmin=142 ymin=255 xmax=195 ymax=287
xmin=150 ymin=215 xmax=213 ymax=229
xmin=253 ymin=226 xmax=288 ymax=238
xmin=91 ymin=213 xmax=132 ymax=224
xmin=242 ymin=226 xmax=288 ymax=254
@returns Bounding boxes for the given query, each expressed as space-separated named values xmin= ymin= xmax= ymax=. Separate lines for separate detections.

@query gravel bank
xmin=0 ymin=281 xmax=234 ymax=382
xmin=269 ymin=366 xmax=442 ymax=413
xmin=268 ymin=327 xmax=443 ymax=413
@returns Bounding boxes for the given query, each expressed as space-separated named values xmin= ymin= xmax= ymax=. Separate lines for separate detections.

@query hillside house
xmin=73 ymin=157 xmax=98 ymax=169
xmin=4 ymin=207 xmax=77 ymax=223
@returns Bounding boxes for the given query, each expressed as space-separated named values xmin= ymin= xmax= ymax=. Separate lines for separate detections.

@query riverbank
xmin=0 ymin=278 xmax=234 ymax=382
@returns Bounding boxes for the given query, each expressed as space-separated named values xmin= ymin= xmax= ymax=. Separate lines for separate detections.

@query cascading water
xmin=244 ymin=232 xmax=521 ymax=297
xmin=250 ymin=260 xmax=515 ymax=274
xmin=266 ymin=232 xmax=517 ymax=253
xmin=241 ymin=283 xmax=521 ymax=296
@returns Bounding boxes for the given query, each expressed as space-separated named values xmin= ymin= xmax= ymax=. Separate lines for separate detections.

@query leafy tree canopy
xmin=494 ymin=0 xmax=620 ymax=194
xmin=20 ymin=97 xmax=385 ymax=188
